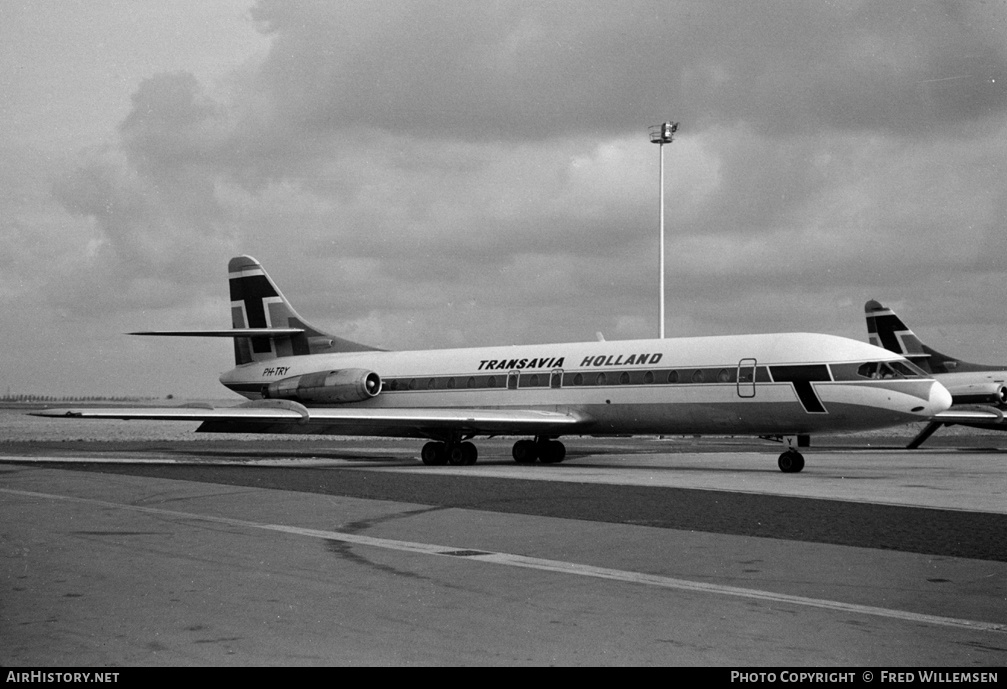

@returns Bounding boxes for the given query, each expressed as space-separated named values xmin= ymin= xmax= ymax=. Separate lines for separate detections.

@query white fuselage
xmin=219 ymin=332 xmax=951 ymax=438
xmin=933 ymin=370 xmax=1007 ymax=406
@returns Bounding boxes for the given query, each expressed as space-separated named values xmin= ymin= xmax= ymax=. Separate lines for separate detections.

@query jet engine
xmin=996 ymin=384 xmax=1007 ymax=407
xmin=946 ymin=382 xmax=1007 ymax=407
xmin=264 ymin=369 xmax=381 ymax=403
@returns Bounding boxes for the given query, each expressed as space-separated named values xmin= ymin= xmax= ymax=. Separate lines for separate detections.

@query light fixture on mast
xmin=649 ymin=121 xmax=678 ymax=339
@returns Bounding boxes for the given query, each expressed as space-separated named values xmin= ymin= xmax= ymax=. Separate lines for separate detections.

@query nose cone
xmin=928 ymin=381 xmax=952 ymax=415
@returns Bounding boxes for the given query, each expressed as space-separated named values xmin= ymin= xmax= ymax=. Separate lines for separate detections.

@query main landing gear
xmin=512 ymin=438 xmax=566 ymax=464
xmin=420 ymin=438 xmax=567 ymax=466
xmin=421 ymin=440 xmax=477 ymax=466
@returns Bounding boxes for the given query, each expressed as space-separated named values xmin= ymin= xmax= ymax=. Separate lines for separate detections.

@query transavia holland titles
xmin=730 ymin=671 xmax=998 ymax=683
xmin=260 ymin=352 xmax=666 ymax=377
xmin=477 ymin=352 xmax=663 ymax=371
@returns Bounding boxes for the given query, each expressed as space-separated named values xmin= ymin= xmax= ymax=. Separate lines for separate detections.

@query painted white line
xmin=0 ymin=455 xmax=360 ymax=467
xmin=4 ymin=487 xmax=1004 ymax=635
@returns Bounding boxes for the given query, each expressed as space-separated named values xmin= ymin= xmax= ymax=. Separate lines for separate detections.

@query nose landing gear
xmin=778 ymin=449 xmax=805 ymax=473
xmin=776 ymin=434 xmax=808 ymax=473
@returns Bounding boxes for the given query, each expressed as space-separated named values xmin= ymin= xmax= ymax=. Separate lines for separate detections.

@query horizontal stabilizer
xmin=31 ymin=404 xmax=308 ymax=422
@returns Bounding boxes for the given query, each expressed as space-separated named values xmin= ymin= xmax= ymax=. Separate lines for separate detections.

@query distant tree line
xmin=1 ymin=393 xmax=159 ymax=403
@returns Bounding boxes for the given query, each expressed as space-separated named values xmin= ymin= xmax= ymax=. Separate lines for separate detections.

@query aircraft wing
xmin=931 ymin=408 xmax=1005 ymax=425
xmin=906 ymin=407 xmax=1006 ymax=449
xmin=31 ymin=401 xmax=590 ymax=436
xmin=130 ymin=329 xmax=304 ymax=338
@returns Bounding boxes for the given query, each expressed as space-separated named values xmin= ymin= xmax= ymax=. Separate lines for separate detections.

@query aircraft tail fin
xmin=864 ymin=299 xmax=961 ymax=374
xmin=228 ymin=256 xmax=381 ymax=365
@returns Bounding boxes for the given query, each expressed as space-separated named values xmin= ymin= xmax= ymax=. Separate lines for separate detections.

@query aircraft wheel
xmin=462 ymin=442 xmax=478 ymax=465
xmin=449 ymin=442 xmax=478 ymax=466
xmin=421 ymin=442 xmax=447 ymax=466
xmin=512 ymin=439 xmax=539 ymax=464
xmin=538 ymin=440 xmax=566 ymax=464
xmin=778 ymin=450 xmax=805 ymax=473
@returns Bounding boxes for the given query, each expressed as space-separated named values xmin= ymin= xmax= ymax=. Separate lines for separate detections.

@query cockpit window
xmin=832 ymin=361 xmax=926 ymax=381
xmin=894 ymin=360 xmax=922 ymax=376
xmin=857 ymin=362 xmax=879 ymax=379
xmin=854 ymin=360 xmax=924 ymax=379
xmin=889 ymin=360 xmax=924 ymax=377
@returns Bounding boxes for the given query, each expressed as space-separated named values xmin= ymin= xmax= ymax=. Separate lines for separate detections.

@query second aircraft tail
xmin=865 ymin=299 xmax=993 ymax=375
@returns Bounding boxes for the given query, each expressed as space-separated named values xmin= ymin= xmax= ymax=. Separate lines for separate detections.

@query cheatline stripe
xmin=5 ymin=487 xmax=1003 ymax=634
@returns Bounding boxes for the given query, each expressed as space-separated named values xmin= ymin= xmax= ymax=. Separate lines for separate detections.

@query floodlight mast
xmin=649 ymin=121 xmax=678 ymax=339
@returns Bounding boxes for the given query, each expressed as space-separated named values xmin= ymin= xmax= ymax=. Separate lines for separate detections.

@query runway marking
xmin=5 ymin=487 xmax=1005 ymax=635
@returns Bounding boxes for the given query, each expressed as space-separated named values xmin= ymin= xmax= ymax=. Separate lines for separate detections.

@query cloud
xmin=6 ymin=0 xmax=1006 ymax=397
xmin=51 ymin=3 xmax=1007 ymax=287
xmin=243 ymin=1 xmax=1007 ymax=146
xmin=49 ymin=73 xmax=242 ymax=313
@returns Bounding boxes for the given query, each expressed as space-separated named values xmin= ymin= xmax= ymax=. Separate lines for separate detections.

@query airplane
xmin=865 ymin=299 xmax=1007 ymax=448
xmin=35 ymin=256 xmax=953 ymax=473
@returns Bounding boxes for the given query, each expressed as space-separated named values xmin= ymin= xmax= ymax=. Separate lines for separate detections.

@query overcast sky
xmin=3 ymin=0 xmax=1007 ymax=399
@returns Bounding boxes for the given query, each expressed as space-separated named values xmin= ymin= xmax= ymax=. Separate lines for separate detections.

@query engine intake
xmin=947 ymin=382 xmax=1007 ymax=408
xmin=264 ymin=369 xmax=381 ymax=404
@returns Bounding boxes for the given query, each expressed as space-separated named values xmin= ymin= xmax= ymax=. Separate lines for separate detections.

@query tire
xmin=778 ymin=451 xmax=804 ymax=473
xmin=538 ymin=440 xmax=566 ymax=464
xmin=421 ymin=442 xmax=447 ymax=466
xmin=512 ymin=439 xmax=538 ymax=463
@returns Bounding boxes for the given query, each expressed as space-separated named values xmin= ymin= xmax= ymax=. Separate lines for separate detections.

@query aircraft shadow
xmin=161 ymin=448 xmax=414 ymax=464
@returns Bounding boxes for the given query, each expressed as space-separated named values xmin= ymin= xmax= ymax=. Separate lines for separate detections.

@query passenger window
xmin=620 ymin=372 xmax=630 ymax=385
xmin=487 ymin=376 xmax=496 ymax=388
xmin=644 ymin=371 xmax=655 ymax=384
xmin=692 ymin=370 xmax=704 ymax=383
xmin=447 ymin=377 xmax=456 ymax=389
xmin=467 ymin=376 xmax=476 ymax=388
xmin=574 ymin=373 xmax=584 ymax=386
xmin=597 ymin=373 xmax=607 ymax=386
xmin=717 ymin=368 xmax=730 ymax=383
xmin=667 ymin=371 xmax=679 ymax=384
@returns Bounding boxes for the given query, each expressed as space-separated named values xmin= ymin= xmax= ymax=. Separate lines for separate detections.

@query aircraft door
xmin=737 ymin=358 xmax=757 ymax=398
xmin=507 ymin=370 xmax=520 ymax=390
xmin=550 ymin=368 xmax=564 ymax=389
